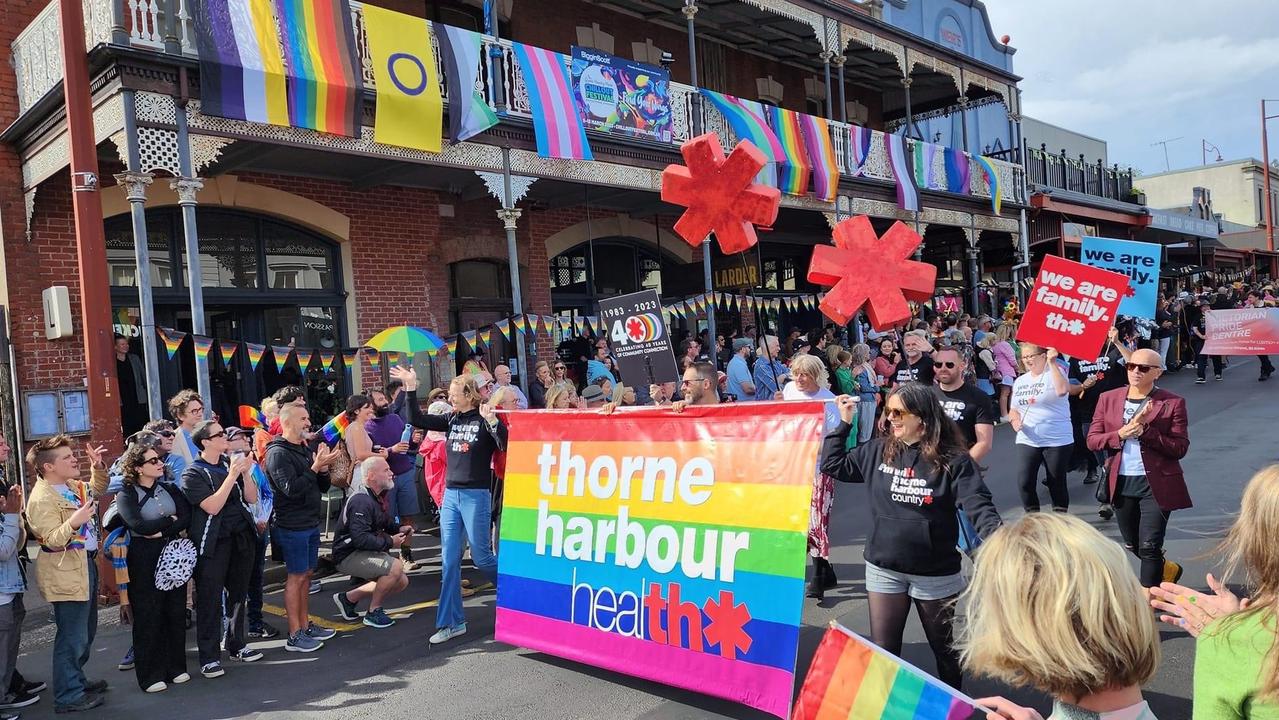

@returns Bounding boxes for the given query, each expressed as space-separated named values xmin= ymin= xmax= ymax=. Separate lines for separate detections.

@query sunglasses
xmin=142 ymin=457 xmax=164 ymax=467
xmin=554 ymin=366 xmax=566 ymax=371
xmin=884 ymin=408 xmax=916 ymax=420
xmin=207 ymin=431 xmax=226 ymax=440
xmin=933 ymin=361 xmax=957 ymax=369
xmin=1128 ymin=363 xmax=1157 ymax=373
xmin=157 ymin=430 xmax=175 ymax=438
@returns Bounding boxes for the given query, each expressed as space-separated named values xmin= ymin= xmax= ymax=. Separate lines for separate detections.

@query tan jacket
xmin=26 ymin=468 xmax=108 ymax=603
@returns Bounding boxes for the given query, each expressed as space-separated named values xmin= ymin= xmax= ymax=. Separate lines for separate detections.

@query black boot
xmin=806 ymin=558 xmax=824 ymax=600
xmin=818 ymin=557 xmax=838 ymax=589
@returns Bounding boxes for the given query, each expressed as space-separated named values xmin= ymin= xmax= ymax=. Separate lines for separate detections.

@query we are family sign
xmin=495 ymin=404 xmax=822 ymax=718
xmin=1018 ymin=255 xmax=1129 ymax=360
xmin=1080 ymin=236 xmax=1162 ymax=318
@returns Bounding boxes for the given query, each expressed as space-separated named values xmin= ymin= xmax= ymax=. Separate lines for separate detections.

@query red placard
xmin=1017 ymin=255 xmax=1128 ymax=360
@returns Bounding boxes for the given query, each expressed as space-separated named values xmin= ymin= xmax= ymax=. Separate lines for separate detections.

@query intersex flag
xmin=363 ymin=5 xmax=443 ymax=151
xmin=496 ymin=402 xmax=824 ymax=718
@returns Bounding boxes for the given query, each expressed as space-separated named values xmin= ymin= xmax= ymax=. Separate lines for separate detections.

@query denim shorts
xmin=864 ymin=561 xmax=966 ymax=600
xmin=273 ymin=526 xmax=320 ymax=575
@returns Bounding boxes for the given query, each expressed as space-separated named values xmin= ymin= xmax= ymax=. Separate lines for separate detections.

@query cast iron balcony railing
xmin=1026 ymin=143 xmax=1137 ymax=203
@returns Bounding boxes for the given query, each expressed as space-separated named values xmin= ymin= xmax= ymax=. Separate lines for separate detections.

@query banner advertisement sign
xmin=570 ymin=46 xmax=672 ymax=143
xmin=1202 ymin=308 xmax=1279 ymax=355
xmin=597 ymin=289 xmax=679 ymax=387
xmin=495 ymin=403 xmax=823 ymax=718
xmin=1017 ymin=255 xmax=1128 ymax=361
xmin=1079 ymin=236 xmax=1162 ymax=319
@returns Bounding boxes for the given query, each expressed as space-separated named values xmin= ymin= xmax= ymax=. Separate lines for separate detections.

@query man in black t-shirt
xmin=930 ymin=348 xmax=994 ymax=463
xmin=893 ymin=332 xmax=935 ymax=387
xmin=1068 ymin=345 xmax=1127 ymax=486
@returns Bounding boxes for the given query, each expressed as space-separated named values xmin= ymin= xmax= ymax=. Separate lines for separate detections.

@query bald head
xmin=1127 ymin=348 xmax=1163 ymax=389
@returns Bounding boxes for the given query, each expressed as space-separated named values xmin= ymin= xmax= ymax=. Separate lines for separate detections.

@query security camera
xmin=71 ymin=172 xmax=98 ymax=192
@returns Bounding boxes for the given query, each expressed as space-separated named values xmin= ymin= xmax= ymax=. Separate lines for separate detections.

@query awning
xmin=1146 ymin=208 xmax=1218 ymax=239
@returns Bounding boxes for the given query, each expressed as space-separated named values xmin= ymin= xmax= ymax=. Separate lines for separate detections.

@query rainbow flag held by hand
xmin=511 ymin=42 xmax=592 ymax=160
xmin=159 ymin=327 xmax=187 ymax=360
xmin=239 ymin=405 xmax=267 ymax=429
xmin=244 ymin=342 xmax=266 ymax=371
xmin=792 ymin=623 xmax=978 ymax=720
xmin=274 ymin=0 xmax=362 ymax=137
xmin=319 ymin=413 xmax=350 ymax=445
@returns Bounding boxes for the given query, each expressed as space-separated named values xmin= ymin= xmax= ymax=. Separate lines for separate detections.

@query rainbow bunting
xmin=575 ymin=317 xmax=588 ymax=335
xmin=765 ymin=105 xmax=811 ymax=196
xmin=495 ymin=319 xmax=512 ymax=342
xmin=478 ymin=328 xmax=492 ymax=348
xmin=461 ymin=330 xmax=477 ymax=350
xmin=443 ymin=337 xmax=459 ymax=356
xmin=307 ymin=348 xmax=322 ymax=369
xmin=384 ymin=351 xmax=399 ymax=367
xmin=238 ymin=405 xmax=267 ymax=429
xmin=192 ymin=335 xmax=215 ymax=363
xmin=510 ymin=42 xmax=592 ymax=160
xmin=849 ymin=124 xmax=874 ymax=177
xmin=319 ymin=349 xmax=336 ymax=370
xmin=244 ymin=342 xmax=266 ymax=371
xmin=792 ymin=623 xmax=978 ymax=720
xmin=318 ymin=413 xmax=350 ymax=445
xmin=974 ymin=154 xmax=1003 ymax=215
xmin=340 ymin=349 xmax=358 ymax=374
xmin=192 ymin=0 xmax=290 ymax=127
xmin=365 ymin=348 xmax=381 ymax=373
xmin=159 ymin=327 xmax=187 ymax=360
xmin=526 ymin=314 xmax=541 ymax=335
xmin=944 ymin=147 xmax=971 ymax=194
xmin=219 ymin=340 xmax=239 ymax=367
xmin=511 ymin=315 xmax=528 ymax=334
xmin=270 ymin=345 xmax=293 ymax=373
xmin=798 ymin=113 xmax=839 ymax=202
xmin=273 ymin=0 xmax=362 ymax=137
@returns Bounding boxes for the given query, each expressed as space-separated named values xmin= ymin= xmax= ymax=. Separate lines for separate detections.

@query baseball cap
xmin=732 ymin=338 xmax=753 ymax=352
xmin=581 ymin=385 xmax=606 ymax=404
xmin=225 ymin=426 xmax=247 ymax=440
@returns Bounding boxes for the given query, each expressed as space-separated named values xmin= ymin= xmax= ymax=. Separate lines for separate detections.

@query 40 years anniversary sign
xmin=495 ymin=403 xmax=823 ymax=718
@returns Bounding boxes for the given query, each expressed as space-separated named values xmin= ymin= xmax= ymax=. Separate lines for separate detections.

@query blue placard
xmin=1079 ymin=236 xmax=1161 ymax=319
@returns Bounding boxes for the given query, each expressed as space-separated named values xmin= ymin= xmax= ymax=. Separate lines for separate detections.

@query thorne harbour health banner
xmin=495 ymin=403 xmax=823 ymax=718
xmin=571 ymin=46 xmax=672 ymax=143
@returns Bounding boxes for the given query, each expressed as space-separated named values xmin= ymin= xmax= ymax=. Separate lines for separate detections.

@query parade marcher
xmin=821 ymin=387 xmax=1001 ymax=689
xmin=341 ymin=395 xmax=383 ymax=497
xmin=958 ymin=513 xmax=1161 ymax=720
xmin=780 ymin=355 xmax=841 ymax=600
xmin=1009 ymin=343 xmax=1074 ymax=513
xmin=332 ymin=457 xmax=410 ymax=629
xmin=892 ymin=331 xmax=935 ymax=388
xmin=992 ymin=322 xmax=1019 ymax=420
xmin=365 ymin=389 xmax=418 ymax=565
xmin=1067 ymin=335 xmax=1129 ymax=490
xmin=1087 ymin=347 xmax=1191 ymax=588
xmin=26 ymin=436 xmax=110 ymax=713
xmin=931 ymin=347 xmax=995 ymax=465
xmin=116 ymin=443 xmax=192 ymax=693
xmin=752 ymin=335 xmax=789 ymax=401
xmin=972 ymin=335 xmax=997 ymax=398
xmin=1193 ymin=300 xmax=1223 ymax=384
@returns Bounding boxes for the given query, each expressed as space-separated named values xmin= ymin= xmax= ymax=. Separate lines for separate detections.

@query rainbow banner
xmin=765 ymin=106 xmax=811 ymax=197
xmin=244 ymin=342 xmax=267 ymax=371
xmin=219 ymin=340 xmax=239 ymax=368
xmin=239 ymin=405 xmax=267 ymax=429
xmin=365 ymin=348 xmax=381 ymax=373
xmin=159 ymin=327 xmax=187 ymax=360
xmin=192 ymin=335 xmax=215 ymax=363
xmin=274 ymin=0 xmax=362 ymax=137
xmin=496 ymin=403 xmax=823 ymax=718
xmin=319 ymin=349 xmax=336 ymax=370
xmin=792 ymin=623 xmax=979 ymax=720
xmin=193 ymin=0 xmax=289 ymax=127
xmin=271 ymin=345 xmax=293 ymax=373
xmin=511 ymin=42 xmax=593 ymax=160
xmin=798 ymin=113 xmax=839 ymax=202
xmin=340 ymin=349 xmax=358 ymax=375
xmin=700 ymin=89 xmax=784 ymax=186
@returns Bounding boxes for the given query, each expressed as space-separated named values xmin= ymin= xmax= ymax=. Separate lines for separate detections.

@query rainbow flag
xmin=192 ymin=335 xmax=215 ymax=363
xmin=318 ymin=413 xmax=350 ymax=444
xmin=700 ymin=89 xmax=784 ymax=186
xmin=340 ymin=349 xmax=358 ymax=374
xmin=273 ymin=0 xmax=362 ymax=137
xmin=765 ymin=106 xmax=811 ymax=197
xmin=244 ymin=342 xmax=266 ymax=371
xmin=365 ymin=348 xmax=380 ymax=373
xmin=271 ymin=345 xmax=293 ymax=373
xmin=319 ymin=349 xmax=336 ymax=370
xmin=219 ymin=340 xmax=239 ymax=368
xmin=798 ymin=113 xmax=839 ymax=202
xmin=974 ymin=154 xmax=1002 ymax=215
xmin=496 ymin=403 xmax=824 ymax=718
xmin=239 ymin=405 xmax=267 ymax=429
xmin=159 ymin=327 xmax=186 ymax=360
xmin=434 ymin=24 xmax=500 ymax=142
xmin=193 ymin=0 xmax=290 ymax=127
xmin=511 ymin=42 xmax=592 ymax=160
xmin=792 ymin=623 xmax=978 ymax=720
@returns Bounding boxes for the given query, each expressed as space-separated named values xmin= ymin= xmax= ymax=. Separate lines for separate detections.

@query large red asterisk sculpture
xmin=660 ymin=133 xmax=781 ymax=255
xmin=808 ymin=216 xmax=936 ymax=330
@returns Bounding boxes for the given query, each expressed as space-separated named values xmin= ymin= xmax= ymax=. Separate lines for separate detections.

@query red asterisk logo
xmin=807 ymin=216 xmax=936 ymax=329
xmin=1124 ymin=283 xmax=1137 ymax=298
xmin=626 ymin=317 xmax=644 ymax=342
xmin=922 ymin=495 xmax=934 ymax=505
xmin=660 ymin=133 xmax=781 ymax=255
xmin=702 ymin=589 xmax=753 ymax=660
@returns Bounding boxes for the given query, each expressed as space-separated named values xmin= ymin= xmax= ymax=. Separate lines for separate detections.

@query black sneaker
xmin=54 ymin=692 xmax=103 ymax=714
xmin=1098 ymin=504 xmax=1114 ymax=520
xmin=0 ymin=690 xmax=40 ymax=709
xmin=200 ymin=662 xmax=225 ymax=679
xmin=1195 ymin=378 xmax=1206 ymax=384
xmin=230 ymin=647 xmax=263 ymax=663
xmin=333 ymin=592 xmax=360 ymax=621
xmin=82 ymin=680 xmax=107 ymax=695
xmin=0 ymin=710 xmax=18 ymax=720
xmin=247 ymin=623 xmax=281 ymax=640
xmin=1215 ymin=374 xmax=1223 ymax=381
xmin=18 ymin=681 xmax=45 ymax=696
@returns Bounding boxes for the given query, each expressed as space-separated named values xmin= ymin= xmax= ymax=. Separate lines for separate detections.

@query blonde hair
xmin=448 ymin=375 xmax=481 ymax=409
xmin=956 ymin=513 xmax=1159 ymax=699
xmin=544 ymin=381 xmax=576 ymax=409
xmin=1218 ymin=464 xmax=1279 ymax=699
xmin=995 ymin=321 xmax=1017 ymax=343
xmin=261 ymin=396 xmax=280 ymax=421
xmin=788 ymin=354 xmax=829 ymax=389
xmin=489 ymin=386 xmax=517 ymax=410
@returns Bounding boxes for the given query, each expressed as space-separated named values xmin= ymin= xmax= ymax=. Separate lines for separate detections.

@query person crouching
xmin=331 ymin=457 xmax=410 ymax=629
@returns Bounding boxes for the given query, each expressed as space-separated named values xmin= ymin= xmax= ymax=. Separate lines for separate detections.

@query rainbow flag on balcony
xmin=511 ymin=42 xmax=592 ymax=160
xmin=944 ymin=147 xmax=971 ymax=194
xmin=274 ymin=0 xmax=363 ymax=137
xmin=975 ymin=154 xmax=1003 ymax=215
xmin=700 ymin=89 xmax=783 ymax=187
xmin=798 ymin=113 xmax=839 ymax=202
xmin=764 ymin=106 xmax=810 ymax=197
xmin=886 ymin=134 xmax=919 ymax=212
xmin=193 ymin=0 xmax=290 ymax=127
xmin=435 ymin=24 xmax=500 ymax=143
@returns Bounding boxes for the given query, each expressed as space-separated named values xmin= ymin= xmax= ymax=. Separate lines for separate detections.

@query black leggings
xmin=1114 ymin=488 xmax=1170 ymax=587
xmin=868 ymin=592 xmax=961 ymax=689
xmin=1014 ymin=443 xmax=1072 ymax=512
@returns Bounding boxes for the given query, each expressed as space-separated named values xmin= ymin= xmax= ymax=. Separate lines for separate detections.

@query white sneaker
xmin=171 ymin=673 xmax=191 ymax=684
xmin=145 ymin=681 xmax=167 ymax=693
xmin=429 ymin=623 xmax=467 ymax=645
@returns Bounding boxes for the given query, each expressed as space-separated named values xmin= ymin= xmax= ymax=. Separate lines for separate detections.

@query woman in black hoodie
xmin=821 ymin=382 xmax=1001 ymax=689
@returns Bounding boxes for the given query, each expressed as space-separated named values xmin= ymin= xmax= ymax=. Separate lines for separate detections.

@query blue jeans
xmin=52 ymin=557 xmax=98 ymax=705
xmin=390 ymin=466 xmax=421 ymax=521
xmin=436 ymin=488 xmax=497 ymax=630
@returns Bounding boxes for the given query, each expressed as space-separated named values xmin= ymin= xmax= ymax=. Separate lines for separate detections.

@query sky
xmin=982 ymin=0 xmax=1279 ymax=175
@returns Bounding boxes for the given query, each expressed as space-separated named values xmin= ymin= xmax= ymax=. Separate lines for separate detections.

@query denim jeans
xmin=247 ymin=530 xmax=267 ymax=630
xmin=436 ymin=488 xmax=497 ymax=630
xmin=1114 ymin=482 xmax=1170 ymax=587
xmin=52 ymin=557 xmax=98 ymax=705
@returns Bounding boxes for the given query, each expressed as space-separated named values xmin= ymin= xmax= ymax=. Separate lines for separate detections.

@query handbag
xmin=154 ymin=538 xmax=197 ymax=591
xmin=1095 ymin=459 xmax=1112 ymax=504
xmin=327 ymin=440 xmax=354 ymax=490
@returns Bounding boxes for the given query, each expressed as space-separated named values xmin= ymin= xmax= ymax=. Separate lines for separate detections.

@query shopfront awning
xmin=1146 ymin=208 xmax=1218 ymax=239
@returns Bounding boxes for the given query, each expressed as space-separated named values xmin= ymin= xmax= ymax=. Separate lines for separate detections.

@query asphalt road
xmin=11 ymin=356 xmax=1273 ymax=719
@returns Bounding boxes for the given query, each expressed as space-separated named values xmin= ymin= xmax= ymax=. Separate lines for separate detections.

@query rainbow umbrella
xmin=363 ymin=325 xmax=445 ymax=355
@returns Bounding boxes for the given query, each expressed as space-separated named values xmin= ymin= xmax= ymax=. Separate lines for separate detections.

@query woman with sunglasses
xmin=821 ymin=385 xmax=1001 ymax=689
xmin=1009 ymin=343 xmax=1074 ymax=513
xmin=117 ymin=443 xmax=192 ymax=692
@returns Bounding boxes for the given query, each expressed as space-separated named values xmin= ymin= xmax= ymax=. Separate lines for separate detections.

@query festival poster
xmin=1017 ymin=255 xmax=1128 ymax=361
xmin=598 ymin=289 xmax=679 ymax=387
xmin=1202 ymin=308 xmax=1279 ymax=355
xmin=495 ymin=403 xmax=823 ymax=718
xmin=1079 ymin=236 xmax=1161 ymax=319
xmin=570 ymin=46 xmax=672 ymax=143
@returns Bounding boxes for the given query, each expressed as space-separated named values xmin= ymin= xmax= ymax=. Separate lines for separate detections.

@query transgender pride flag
xmin=511 ymin=43 xmax=593 ymax=160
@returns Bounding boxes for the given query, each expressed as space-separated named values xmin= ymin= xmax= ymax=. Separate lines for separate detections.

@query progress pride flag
xmin=1202 ymin=308 xmax=1279 ymax=355
xmin=1017 ymin=255 xmax=1128 ymax=360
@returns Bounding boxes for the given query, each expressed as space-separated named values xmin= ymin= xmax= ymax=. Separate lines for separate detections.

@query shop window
xmin=265 ymin=222 xmax=334 ymax=291
xmin=105 ymin=220 xmax=174 ymax=288
xmin=451 ymin=260 xmax=512 ymax=299
xmin=549 ymin=250 xmax=588 ymax=290
xmin=763 ymin=258 xmax=796 ymax=291
xmin=548 ymin=240 xmax=674 ymax=309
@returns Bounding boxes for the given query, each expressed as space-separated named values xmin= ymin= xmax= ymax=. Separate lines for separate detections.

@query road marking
xmin=260 ymin=603 xmax=364 ymax=633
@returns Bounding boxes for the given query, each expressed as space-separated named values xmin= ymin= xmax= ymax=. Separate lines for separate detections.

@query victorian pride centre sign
xmin=495 ymin=403 xmax=823 ymax=718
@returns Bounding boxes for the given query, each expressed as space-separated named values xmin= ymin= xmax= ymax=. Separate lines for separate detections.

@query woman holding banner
xmin=1009 ymin=344 xmax=1074 ymax=514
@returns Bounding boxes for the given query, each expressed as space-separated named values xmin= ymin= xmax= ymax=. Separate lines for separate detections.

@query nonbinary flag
xmin=511 ymin=42 xmax=592 ymax=160
xmin=363 ymin=5 xmax=443 ymax=152
xmin=886 ymin=134 xmax=919 ymax=212
xmin=193 ymin=0 xmax=289 ymax=127
xmin=434 ymin=24 xmax=500 ymax=142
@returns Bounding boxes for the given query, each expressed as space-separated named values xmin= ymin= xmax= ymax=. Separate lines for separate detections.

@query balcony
xmin=1025 ymin=144 xmax=1137 ymax=204
xmin=11 ymin=0 xmax=1023 ymax=210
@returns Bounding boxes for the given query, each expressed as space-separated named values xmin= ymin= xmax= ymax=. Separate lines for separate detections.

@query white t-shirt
xmin=1011 ymin=368 xmax=1074 ymax=447
xmin=1120 ymin=398 xmax=1147 ymax=475
xmin=782 ymin=383 xmax=840 ymax=431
